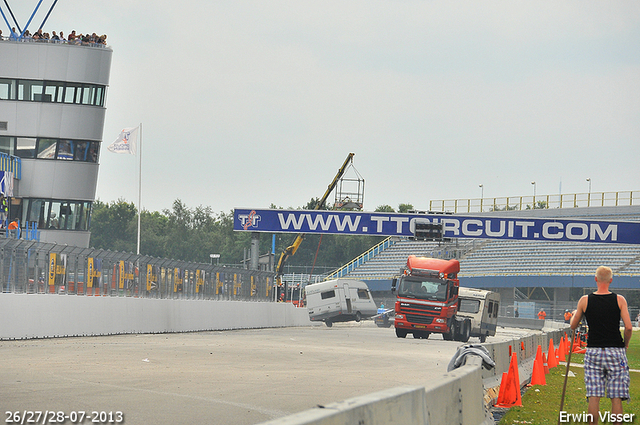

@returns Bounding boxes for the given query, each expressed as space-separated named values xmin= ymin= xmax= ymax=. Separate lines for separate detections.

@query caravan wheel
xmin=355 ymin=311 xmax=362 ymax=322
xmin=325 ymin=320 xmax=333 ymax=328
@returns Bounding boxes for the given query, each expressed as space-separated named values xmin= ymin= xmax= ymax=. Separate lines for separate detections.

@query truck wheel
xmin=443 ymin=329 xmax=454 ymax=340
xmin=325 ymin=320 xmax=333 ymax=328
xmin=459 ymin=320 xmax=471 ymax=343
xmin=355 ymin=311 xmax=362 ymax=322
xmin=395 ymin=328 xmax=408 ymax=338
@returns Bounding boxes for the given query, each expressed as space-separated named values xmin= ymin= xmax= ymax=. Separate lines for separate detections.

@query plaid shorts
xmin=584 ymin=347 xmax=630 ymax=400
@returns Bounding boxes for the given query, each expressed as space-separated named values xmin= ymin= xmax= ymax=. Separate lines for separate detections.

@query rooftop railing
xmin=429 ymin=190 xmax=639 ymax=214
xmin=0 ymin=35 xmax=109 ymax=49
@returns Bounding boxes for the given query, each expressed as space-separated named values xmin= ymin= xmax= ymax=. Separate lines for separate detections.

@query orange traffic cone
xmin=547 ymin=338 xmax=558 ymax=368
xmin=542 ymin=353 xmax=550 ymax=374
xmin=530 ymin=345 xmax=546 ymax=386
xmin=495 ymin=353 xmax=522 ymax=408
xmin=495 ymin=372 xmax=509 ymax=406
xmin=511 ymin=353 xmax=521 ymax=405
xmin=557 ymin=337 xmax=566 ymax=362
xmin=572 ymin=334 xmax=582 ymax=353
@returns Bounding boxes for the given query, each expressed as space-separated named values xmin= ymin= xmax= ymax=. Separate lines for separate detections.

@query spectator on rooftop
xmin=51 ymin=31 xmax=60 ymax=41
xmin=10 ymin=27 xmax=18 ymax=40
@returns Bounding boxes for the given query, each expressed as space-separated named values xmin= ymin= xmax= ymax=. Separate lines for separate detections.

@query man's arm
xmin=570 ymin=296 xmax=587 ymax=330
xmin=618 ymin=294 xmax=632 ymax=348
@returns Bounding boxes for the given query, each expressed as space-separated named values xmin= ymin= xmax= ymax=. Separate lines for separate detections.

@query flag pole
xmin=136 ymin=123 xmax=142 ymax=255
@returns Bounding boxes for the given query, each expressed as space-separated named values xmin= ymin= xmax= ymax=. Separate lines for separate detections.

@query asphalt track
xmin=1 ymin=322 xmax=534 ymax=425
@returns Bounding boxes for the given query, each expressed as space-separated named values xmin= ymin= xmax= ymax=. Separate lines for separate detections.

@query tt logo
xmin=239 ymin=211 xmax=261 ymax=230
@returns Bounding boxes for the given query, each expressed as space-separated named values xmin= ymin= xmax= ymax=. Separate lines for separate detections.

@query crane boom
xmin=275 ymin=153 xmax=355 ymax=300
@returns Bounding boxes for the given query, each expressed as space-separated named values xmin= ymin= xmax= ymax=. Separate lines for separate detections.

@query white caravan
xmin=305 ymin=279 xmax=378 ymax=327
xmin=456 ymin=287 xmax=500 ymax=343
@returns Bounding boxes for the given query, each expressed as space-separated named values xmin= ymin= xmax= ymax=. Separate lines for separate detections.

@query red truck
xmin=392 ymin=255 xmax=471 ymax=341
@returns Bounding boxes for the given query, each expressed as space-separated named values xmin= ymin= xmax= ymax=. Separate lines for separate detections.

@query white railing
xmin=430 ymin=190 xmax=639 ymax=213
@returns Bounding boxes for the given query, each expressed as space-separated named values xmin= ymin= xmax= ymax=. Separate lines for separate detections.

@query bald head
xmin=595 ymin=266 xmax=613 ymax=284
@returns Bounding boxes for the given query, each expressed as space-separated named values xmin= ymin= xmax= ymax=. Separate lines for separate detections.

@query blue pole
xmin=20 ymin=0 xmax=43 ymax=38
xmin=0 ymin=5 xmax=12 ymax=34
xmin=272 ymin=234 xmax=276 ymax=269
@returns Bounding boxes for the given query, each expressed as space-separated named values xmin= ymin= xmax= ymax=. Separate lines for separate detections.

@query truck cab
xmin=392 ymin=256 xmax=471 ymax=341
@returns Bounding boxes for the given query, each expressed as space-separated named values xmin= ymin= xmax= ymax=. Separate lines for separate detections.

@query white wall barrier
xmin=0 ymin=294 xmax=311 ymax=339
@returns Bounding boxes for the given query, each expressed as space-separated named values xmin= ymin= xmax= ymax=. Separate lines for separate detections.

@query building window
xmin=57 ymin=140 xmax=73 ymax=160
xmin=0 ymin=78 xmax=106 ymax=106
xmin=15 ymin=137 xmax=36 ymax=158
xmin=20 ymin=198 xmax=92 ymax=231
xmin=37 ymin=139 xmax=57 ymax=159
xmin=0 ymin=78 xmax=15 ymax=100
xmin=2 ymin=136 xmax=99 ymax=162
xmin=0 ymin=136 xmax=14 ymax=156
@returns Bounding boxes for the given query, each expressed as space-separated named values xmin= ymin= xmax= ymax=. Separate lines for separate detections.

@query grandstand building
xmin=327 ymin=203 xmax=640 ymax=320
xmin=0 ymin=37 xmax=112 ymax=247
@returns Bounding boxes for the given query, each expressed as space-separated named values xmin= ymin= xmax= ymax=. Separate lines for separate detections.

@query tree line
xmin=89 ymin=199 xmax=413 ymax=271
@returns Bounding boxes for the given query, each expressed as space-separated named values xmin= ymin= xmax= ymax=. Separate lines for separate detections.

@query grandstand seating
xmin=338 ymin=205 xmax=640 ymax=282
xmin=339 ymin=238 xmax=640 ymax=280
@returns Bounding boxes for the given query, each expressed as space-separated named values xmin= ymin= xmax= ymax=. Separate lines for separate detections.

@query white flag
xmin=108 ymin=126 xmax=139 ymax=155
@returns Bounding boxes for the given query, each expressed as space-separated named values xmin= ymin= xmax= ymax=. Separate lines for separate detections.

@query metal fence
xmin=0 ymin=238 xmax=276 ymax=301
xmin=429 ymin=190 xmax=640 ymax=213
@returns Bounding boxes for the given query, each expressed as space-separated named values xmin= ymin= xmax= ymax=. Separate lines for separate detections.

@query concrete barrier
xmin=0 ymin=294 xmax=311 ymax=339
xmin=259 ymin=357 xmax=492 ymax=425
xmin=497 ymin=317 xmax=544 ymax=330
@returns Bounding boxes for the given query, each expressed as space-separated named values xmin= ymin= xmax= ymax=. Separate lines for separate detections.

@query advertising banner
xmin=234 ymin=208 xmax=640 ymax=244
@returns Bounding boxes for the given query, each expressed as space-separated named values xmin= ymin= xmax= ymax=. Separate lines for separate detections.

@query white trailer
xmin=305 ymin=279 xmax=378 ymax=327
xmin=456 ymin=287 xmax=500 ymax=343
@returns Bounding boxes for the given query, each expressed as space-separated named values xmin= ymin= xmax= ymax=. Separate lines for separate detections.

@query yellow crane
xmin=275 ymin=153 xmax=357 ymax=301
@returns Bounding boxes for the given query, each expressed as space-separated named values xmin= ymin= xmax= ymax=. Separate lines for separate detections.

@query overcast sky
xmin=7 ymin=1 xmax=640 ymax=214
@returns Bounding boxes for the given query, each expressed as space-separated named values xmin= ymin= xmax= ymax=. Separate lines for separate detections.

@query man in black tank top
xmin=570 ymin=266 xmax=633 ymax=425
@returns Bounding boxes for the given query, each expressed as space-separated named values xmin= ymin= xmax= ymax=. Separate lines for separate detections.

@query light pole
xmin=586 ymin=178 xmax=592 ymax=206
xmin=479 ymin=184 xmax=484 ymax=212
xmin=531 ymin=181 xmax=536 ymax=206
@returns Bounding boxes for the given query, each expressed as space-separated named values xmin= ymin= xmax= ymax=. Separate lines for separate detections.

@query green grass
xmin=499 ymin=331 xmax=640 ymax=425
